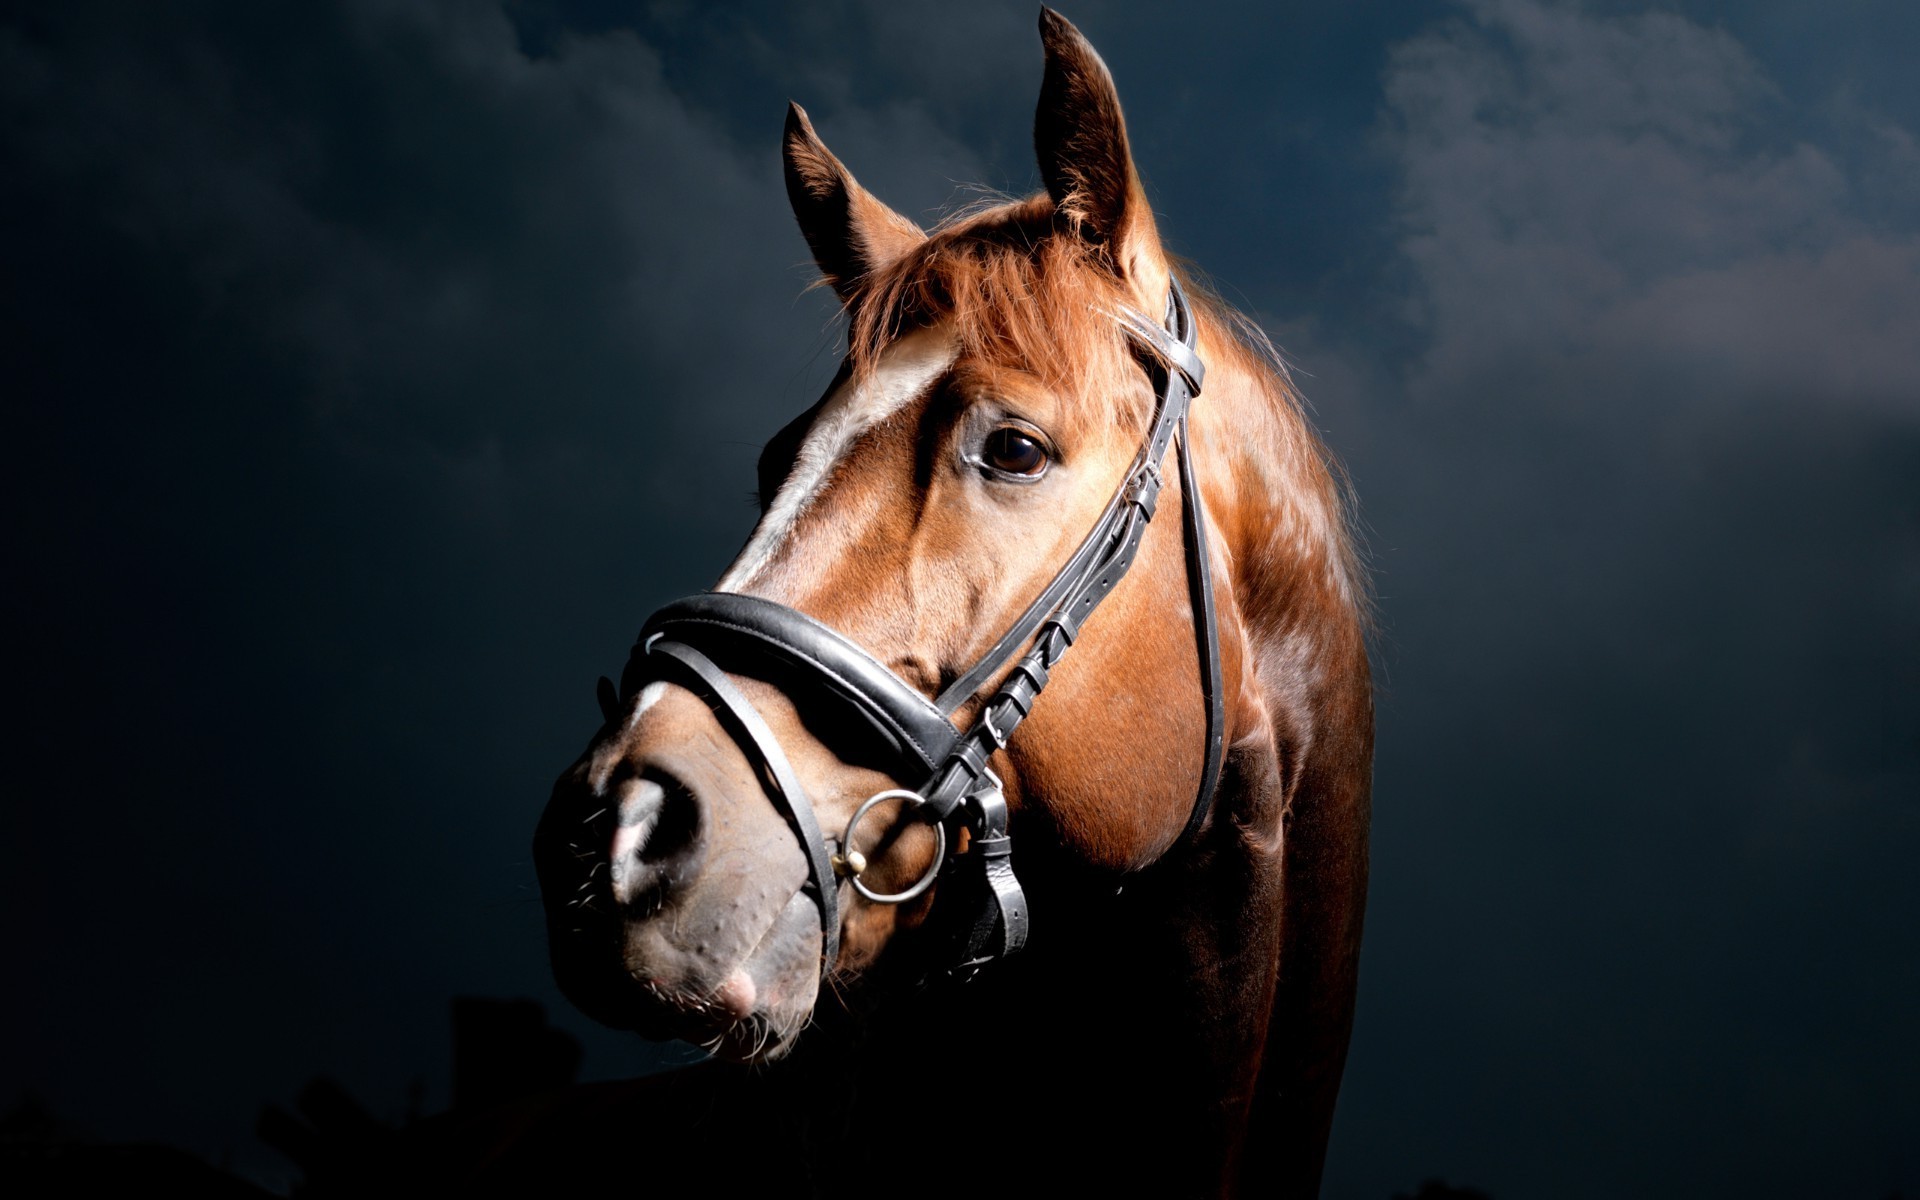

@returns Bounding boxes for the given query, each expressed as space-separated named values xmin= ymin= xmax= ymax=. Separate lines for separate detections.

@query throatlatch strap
xmin=647 ymin=639 xmax=842 ymax=968
xmin=1176 ymin=417 xmax=1225 ymax=842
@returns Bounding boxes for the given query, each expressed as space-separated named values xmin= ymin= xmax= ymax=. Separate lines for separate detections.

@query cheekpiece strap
xmin=921 ymin=276 xmax=1218 ymax=842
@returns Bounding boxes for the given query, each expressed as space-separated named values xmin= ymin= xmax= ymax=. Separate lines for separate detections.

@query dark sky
xmin=5 ymin=1 xmax=1916 ymax=1196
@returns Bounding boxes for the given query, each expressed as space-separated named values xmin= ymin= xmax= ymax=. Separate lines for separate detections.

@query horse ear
xmin=784 ymin=103 xmax=925 ymax=301
xmin=1033 ymin=8 xmax=1168 ymax=305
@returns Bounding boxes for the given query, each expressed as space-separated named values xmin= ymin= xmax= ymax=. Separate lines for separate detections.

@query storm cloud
xmin=1316 ymin=4 xmax=1919 ymax=1196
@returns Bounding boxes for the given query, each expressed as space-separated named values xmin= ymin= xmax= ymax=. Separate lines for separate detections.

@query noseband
xmin=614 ymin=278 xmax=1223 ymax=975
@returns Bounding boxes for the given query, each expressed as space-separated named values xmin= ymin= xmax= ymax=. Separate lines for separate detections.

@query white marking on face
xmin=625 ymin=681 xmax=668 ymax=732
xmin=716 ymin=327 xmax=955 ymax=593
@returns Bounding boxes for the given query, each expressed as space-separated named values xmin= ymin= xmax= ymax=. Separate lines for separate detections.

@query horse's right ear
xmin=1033 ymin=9 xmax=1168 ymax=308
xmin=783 ymin=103 xmax=925 ymax=301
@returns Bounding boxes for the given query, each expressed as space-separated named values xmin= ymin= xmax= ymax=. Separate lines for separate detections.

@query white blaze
xmin=625 ymin=681 xmax=669 ymax=731
xmin=715 ymin=327 xmax=954 ymax=593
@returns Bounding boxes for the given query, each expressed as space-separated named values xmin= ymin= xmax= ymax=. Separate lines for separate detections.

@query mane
xmin=843 ymin=194 xmax=1371 ymax=621
xmin=1185 ymin=279 xmax=1375 ymax=625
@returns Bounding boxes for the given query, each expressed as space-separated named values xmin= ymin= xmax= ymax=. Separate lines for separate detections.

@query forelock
xmin=846 ymin=196 xmax=1142 ymax=421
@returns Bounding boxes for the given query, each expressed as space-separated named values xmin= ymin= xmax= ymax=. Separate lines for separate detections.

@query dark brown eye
xmin=982 ymin=427 xmax=1049 ymax=477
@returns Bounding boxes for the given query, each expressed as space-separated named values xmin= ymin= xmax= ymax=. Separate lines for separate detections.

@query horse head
xmin=534 ymin=30 xmax=1370 ymax=1182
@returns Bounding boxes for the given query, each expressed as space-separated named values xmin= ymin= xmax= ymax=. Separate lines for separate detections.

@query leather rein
xmin=612 ymin=277 xmax=1223 ymax=976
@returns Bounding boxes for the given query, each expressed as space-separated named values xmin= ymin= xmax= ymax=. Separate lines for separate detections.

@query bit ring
xmin=840 ymin=789 xmax=946 ymax=904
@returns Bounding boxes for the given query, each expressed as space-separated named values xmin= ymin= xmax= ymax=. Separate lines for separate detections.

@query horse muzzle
xmin=533 ymin=724 xmax=824 ymax=1061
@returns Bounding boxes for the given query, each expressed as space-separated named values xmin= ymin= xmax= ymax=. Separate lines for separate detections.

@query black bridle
xmin=613 ymin=277 xmax=1222 ymax=976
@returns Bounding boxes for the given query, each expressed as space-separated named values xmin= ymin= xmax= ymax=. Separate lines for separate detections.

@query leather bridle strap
xmin=1175 ymin=417 xmax=1225 ymax=844
xmin=646 ymin=638 xmax=842 ymax=968
xmin=917 ymin=280 xmax=1222 ymax=842
xmin=629 ymin=597 xmax=957 ymax=778
xmin=932 ymin=298 xmax=1205 ymax=717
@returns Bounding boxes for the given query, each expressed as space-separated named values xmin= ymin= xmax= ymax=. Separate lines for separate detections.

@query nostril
xmin=608 ymin=773 xmax=701 ymax=905
xmin=609 ymin=778 xmax=665 ymax=868
xmin=637 ymin=773 xmax=699 ymax=864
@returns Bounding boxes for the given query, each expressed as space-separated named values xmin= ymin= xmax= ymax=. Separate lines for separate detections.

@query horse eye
xmin=982 ymin=427 xmax=1049 ymax=477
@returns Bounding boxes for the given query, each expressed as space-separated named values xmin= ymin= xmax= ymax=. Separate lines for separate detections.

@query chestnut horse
xmin=530 ymin=11 xmax=1370 ymax=1198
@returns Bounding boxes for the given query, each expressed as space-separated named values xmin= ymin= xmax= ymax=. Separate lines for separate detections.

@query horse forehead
xmin=716 ymin=327 xmax=956 ymax=594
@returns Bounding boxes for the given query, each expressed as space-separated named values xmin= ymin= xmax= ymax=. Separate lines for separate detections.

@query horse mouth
xmin=675 ymin=1006 xmax=797 ymax=1064
xmin=631 ymin=998 xmax=801 ymax=1064
xmin=630 ymin=900 xmax=820 ymax=1063
xmin=543 ymin=855 xmax=823 ymax=1064
xmin=551 ymin=951 xmax=814 ymax=1066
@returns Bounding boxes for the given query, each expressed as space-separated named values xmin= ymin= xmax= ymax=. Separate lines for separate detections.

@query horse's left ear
xmin=784 ymin=102 xmax=926 ymax=301
xmin=1034 ymin=8 xmax=1169 ymax=308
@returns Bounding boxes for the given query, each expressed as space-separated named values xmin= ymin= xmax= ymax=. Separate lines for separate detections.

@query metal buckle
xmin=966 ymin=770 xmax=1008 ymax=834
xmin=980 ymin=704 xmax=1009 ymax=749
xmin=839 ymin=788 xmax=947 ymax=904
xmin=1128 ymin=457 xmax=1162 ymax=494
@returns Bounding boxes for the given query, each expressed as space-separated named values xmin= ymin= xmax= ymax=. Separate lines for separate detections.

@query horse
xmin=530 ymin=11 xmax=1372 ymax=1198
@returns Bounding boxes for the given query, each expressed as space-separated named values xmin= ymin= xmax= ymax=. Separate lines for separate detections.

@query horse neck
xmin=762 ymin=322 xmax=1368 ymax=1196
xmin=788 ymin=340 xmax=1368 ymax=1193
xmin=1186 ymin=320 xmax=1375 ymax=1199
xmin=802 ymin=864 xmax=1286 ymax=1193
xmin=1191 ymin=320 xmax=1362 ymax=644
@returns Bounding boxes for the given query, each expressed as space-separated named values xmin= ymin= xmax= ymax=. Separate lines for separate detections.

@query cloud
xmin=0 ymin=0 xmax=992 ymax=486
xmin=1380 ymin=0 xmax=1920 ymax=417
xmin=1301 ymin=4 xmax=1920 ymax=1195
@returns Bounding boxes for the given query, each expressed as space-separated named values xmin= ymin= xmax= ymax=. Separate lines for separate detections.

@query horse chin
xmin=703 ymin=1014 xmax=798 ymax=1065
xmin=625 ymin=886 xmax=823 ymax=1064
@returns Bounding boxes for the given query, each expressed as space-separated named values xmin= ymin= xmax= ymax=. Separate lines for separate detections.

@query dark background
xmin=5 ymin=1 xmax=1916 ymax=1195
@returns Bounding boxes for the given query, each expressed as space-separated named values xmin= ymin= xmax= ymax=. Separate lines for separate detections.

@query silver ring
xmin=841 ymin=789 xmax=947 ymax=905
